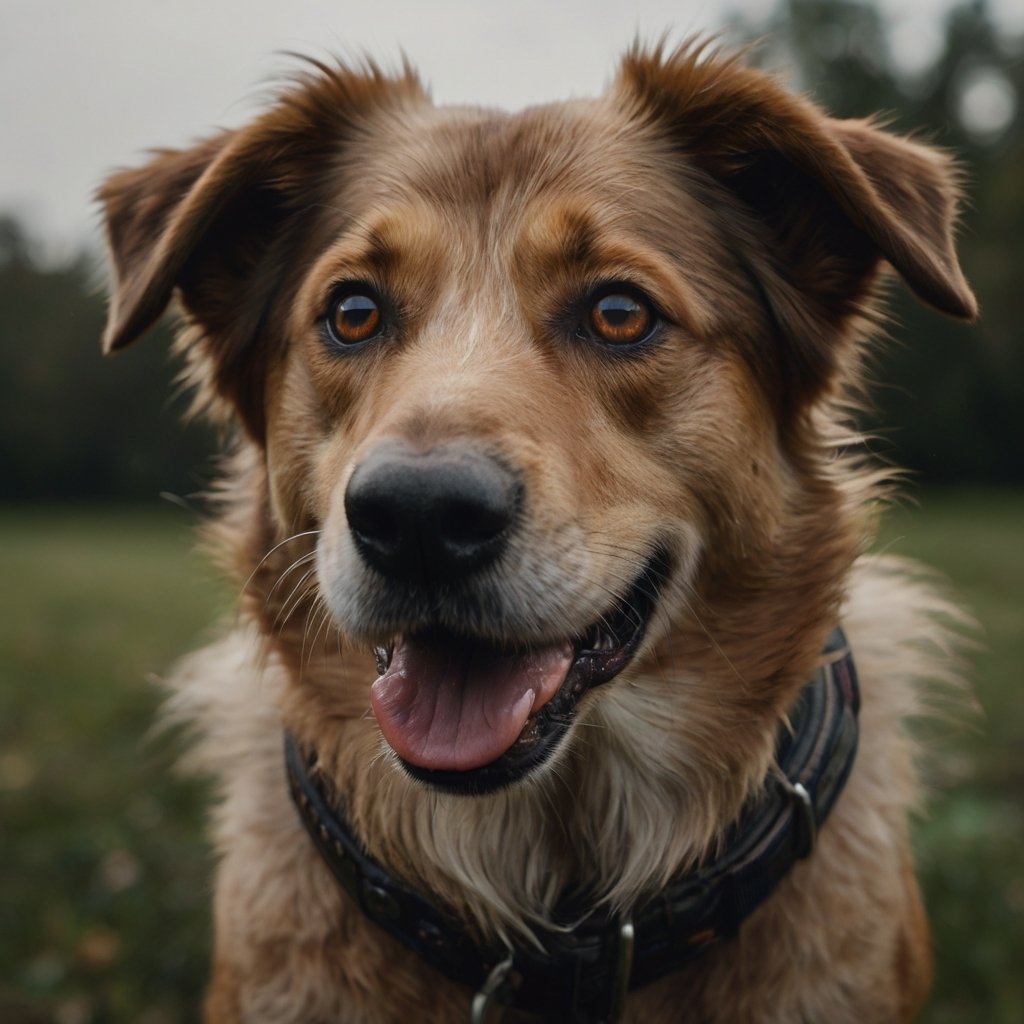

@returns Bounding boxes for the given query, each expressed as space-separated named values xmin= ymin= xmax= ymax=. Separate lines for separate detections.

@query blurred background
xmin=1 ymin=0 xmax=1021 ymax=1021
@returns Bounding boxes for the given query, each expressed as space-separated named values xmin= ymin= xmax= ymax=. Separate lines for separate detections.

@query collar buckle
xmin=470 ymin=918 xmax=634 ymax=1024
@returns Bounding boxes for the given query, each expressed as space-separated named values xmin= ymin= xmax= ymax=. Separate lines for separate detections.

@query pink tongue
xmin=370 ymin=635 xmax=574 ymax=772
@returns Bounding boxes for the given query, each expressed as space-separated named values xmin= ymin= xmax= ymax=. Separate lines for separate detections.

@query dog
xmin=99 ymin=40 xmax=976 ymax=1024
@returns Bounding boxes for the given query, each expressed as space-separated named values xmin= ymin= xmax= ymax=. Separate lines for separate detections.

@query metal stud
xmin=363 ymin=882 xmax=400 ymax=920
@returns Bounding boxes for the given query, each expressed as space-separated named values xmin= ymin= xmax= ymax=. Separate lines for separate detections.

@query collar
xmin=285 ymin=628 xmax=859 ymax=1024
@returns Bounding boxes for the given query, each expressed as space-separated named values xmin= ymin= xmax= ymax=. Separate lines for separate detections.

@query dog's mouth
xmin=369 ymin=551 xmax=669 ymax=793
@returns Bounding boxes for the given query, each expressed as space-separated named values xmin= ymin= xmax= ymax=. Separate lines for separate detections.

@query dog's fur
xmin=100 ymin=41 xmax=976 ymax=1023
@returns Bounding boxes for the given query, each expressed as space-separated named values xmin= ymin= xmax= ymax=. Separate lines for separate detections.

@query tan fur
xmin=101 ymin=41 xmax=975 ymax=1023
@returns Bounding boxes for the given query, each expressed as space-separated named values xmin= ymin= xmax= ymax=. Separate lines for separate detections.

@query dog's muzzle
xmin=343 ymin=440 xmax=668 ymax=793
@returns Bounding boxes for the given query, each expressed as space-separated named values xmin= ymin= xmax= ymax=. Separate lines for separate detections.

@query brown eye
xmin=327 ymin=290 xmax=383 ymax=346
xmin=589 ymin=291 xmax=654 ymax=345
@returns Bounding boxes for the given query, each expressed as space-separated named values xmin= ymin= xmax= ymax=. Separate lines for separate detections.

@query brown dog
xmin=100 ymin=41 xmax=975 ymax=1024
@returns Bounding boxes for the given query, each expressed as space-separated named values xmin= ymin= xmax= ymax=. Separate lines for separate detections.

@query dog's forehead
xmin=314 ymin=94 xmax=723 ymax=302
xmin=376 ymin=98 xmax=625 ymax=200
xmin=343 ymin=96 xmax=689 ymax=240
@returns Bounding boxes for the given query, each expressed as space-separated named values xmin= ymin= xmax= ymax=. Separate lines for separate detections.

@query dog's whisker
xmin=265 ymin=551 xmax=318 ymax=603
xmin=241 ymin=529 xmax=321 ymax=596
xmin=295 ymin=597 xmax=341 ymax=687
xmin=309 ymin=601 xmax=337 ymax=668
xmin=272 ymin=567 xmax=319 ymax=634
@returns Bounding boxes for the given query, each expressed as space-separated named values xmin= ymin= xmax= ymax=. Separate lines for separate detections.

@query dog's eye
xmin=326 ymin=289 xmax=383 ymax=346
xmin=588 ymin=291 xmax=654 ymax=346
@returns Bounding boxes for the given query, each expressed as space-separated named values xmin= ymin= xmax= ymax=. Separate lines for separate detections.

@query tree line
xmin=0 ymin=222 xmax=214 ymax=501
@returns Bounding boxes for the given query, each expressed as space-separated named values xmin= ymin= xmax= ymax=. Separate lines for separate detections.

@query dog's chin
xmin=369 ymin=550 xmax=670 ymax=795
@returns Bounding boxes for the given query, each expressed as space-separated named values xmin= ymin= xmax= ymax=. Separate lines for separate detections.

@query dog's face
xmin=281 ymin=98 xmax=773 ymax=791
xmin=100 ymin=46 xmax=974 ymax=799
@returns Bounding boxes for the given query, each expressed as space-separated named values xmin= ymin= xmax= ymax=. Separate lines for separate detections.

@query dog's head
xmin=100 ymin=44 xmax=974 ymax=800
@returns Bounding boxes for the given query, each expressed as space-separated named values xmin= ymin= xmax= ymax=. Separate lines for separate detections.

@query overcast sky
xmin=2 ymin=0 xmax=1020 ymax=258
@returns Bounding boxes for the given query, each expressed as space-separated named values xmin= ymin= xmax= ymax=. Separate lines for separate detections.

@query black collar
xmin=285 ymin=628 xmax=859 ymax=1024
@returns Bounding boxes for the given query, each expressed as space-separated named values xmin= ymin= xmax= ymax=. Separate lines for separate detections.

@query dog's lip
xmin=371 ymin=549 xmax=670 ymax=793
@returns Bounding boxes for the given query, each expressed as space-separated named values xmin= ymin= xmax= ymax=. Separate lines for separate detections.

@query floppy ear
xmin=617 ymin=42 xmax=977 ymax=406
xmin=99 ymin=134 xmax=232 ymax=356
xmin=98 ymin=60 xmax=425 ymax=438
xmin=99 ymin=127 xmax=294 ymax=438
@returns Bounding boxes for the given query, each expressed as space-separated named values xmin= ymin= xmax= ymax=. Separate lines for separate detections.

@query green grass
xmin=0 ymin=494 xmax=1021 ymax=1022
xmin=878 ymin=491 xmax=1024 ymax=1024
xmin=0 ymin=506 xmax=229 ymax=1024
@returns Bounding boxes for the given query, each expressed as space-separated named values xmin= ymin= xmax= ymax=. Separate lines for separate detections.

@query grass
xmin=0 ymin=506 xmax=228 ymax=1024
xmin=1 ymin=493 xmax=1021 ymax=1022
xmin=877 ymin=491 xmax=1024 ymax=1024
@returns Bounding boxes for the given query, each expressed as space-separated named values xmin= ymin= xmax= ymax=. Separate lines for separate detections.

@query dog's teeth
xmin=583 ymin=626 xmax=616 ymax=652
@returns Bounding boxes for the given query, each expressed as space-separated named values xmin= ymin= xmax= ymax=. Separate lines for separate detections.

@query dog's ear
xmin=99 ymin=134 xmax=231 ymax=356
xmin=98 ymin=61 xmax=425 ymax=438
xmin=99 ymin=127 xmax=293 ymax=438
xmin=617 ymin=42 xmax=977 ymax=406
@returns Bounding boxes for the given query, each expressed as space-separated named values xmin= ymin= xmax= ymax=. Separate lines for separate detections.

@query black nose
xmin=344 ymin=443 xmax=522 ymax=584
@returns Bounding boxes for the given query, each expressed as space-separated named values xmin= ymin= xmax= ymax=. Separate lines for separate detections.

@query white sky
xmin=1 ymin=0 xmax=1019 ymax=258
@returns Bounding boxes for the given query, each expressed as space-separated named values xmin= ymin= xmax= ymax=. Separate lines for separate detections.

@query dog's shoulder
xmin=844 ymin=552 xmax=969 ymax=742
